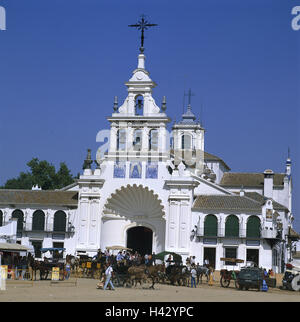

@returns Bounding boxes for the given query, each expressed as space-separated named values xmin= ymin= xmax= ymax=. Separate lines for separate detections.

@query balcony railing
xmin=3 ymin=222 xmax=74 ymax=234
xmin=196 ymin=227 xmax=265 ymax=239
xmin=196 ymin=226 xmax=281 ymax=240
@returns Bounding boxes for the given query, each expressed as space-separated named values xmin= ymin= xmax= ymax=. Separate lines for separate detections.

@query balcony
xmin=261 ymin=227 xmax=281 ymax=239
xmin=4 ymin=222 xmax=74 ymax=237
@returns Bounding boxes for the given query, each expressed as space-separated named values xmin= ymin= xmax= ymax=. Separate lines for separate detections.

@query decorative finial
xmin=82 ymin=149 xmax=93 ymax=170
xmin=129 ymin=15 xmax=158 ymax=53
xmin=161 ymin=96 xmax=167 ymax=111
xmin=113 ymin=96 xmax=118 ymax=112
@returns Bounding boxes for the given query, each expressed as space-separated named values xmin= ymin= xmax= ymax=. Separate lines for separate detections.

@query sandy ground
xmin=0 ymin=274 xmax=299 ymax=302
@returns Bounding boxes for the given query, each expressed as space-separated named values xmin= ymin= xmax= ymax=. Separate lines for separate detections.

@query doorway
xmin=246 ymin=249 xmax=259 ymax=267
xmin=203 ymin=247 xmax=216 ymax=269
xmin=126 ymin=226 xmax=153 ymax=255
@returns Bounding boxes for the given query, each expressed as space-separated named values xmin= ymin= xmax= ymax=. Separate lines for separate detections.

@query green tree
xmin=1 ymin=158 xmax=75 ymax=190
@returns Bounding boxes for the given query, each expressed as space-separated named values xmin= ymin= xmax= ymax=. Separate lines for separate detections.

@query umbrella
xmin=40 ymin=248 xmax=66 ymax=253
xmin=155 ymin=251 xmax=182 ymax=262
xmin=106 ymin=246 xmax=133 ymax=251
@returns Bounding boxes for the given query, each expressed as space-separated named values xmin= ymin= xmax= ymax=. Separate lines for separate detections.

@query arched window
xmin=181 ymin=134 xmax=192 ymax=150
xmin=133 ymin=129 xmax=142 ymax=151
xmin=117 ymin=129 xmax=126 ymax=151
xmin=53 ymin=211 xmax=67 ymax=232
xmin=149 ymin=129 xmax=159 ymax=151
xmin=246 ymin=216 xmax=261 ymax=238
xmin=32 ymin=210 xmax=45 ymax=231
xmin=135 ymin=95 xmax=144 ymax=115
xmin=225 ymin=215 xmax=239 ymax=237
xmin=0 ymin=210 xmax=3 ymax=227
xmin=12 ymin=209 xmax=24 ymax=232
xmin=204 ymin=214 xmax=218 ymax=236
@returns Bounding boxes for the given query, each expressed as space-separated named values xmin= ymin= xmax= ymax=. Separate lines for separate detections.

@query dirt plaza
xmin=0 ymin=276 xmax=299 ymax=302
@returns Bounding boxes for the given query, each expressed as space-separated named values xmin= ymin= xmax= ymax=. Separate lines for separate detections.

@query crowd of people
xmin=0 ymin=253 xmax=30 ymax=280
xmin=94 ymin=249 xmax=158 ymax=267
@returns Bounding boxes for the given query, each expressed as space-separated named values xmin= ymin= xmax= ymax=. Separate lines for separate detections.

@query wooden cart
xmin=219 ymin=258 xmax=244 ymax=288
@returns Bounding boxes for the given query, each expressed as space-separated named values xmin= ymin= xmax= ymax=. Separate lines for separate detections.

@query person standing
xmin=190 ymin=264 xmax=197 ymax=288
xmin=103 ymin=263 xmax=115 ymax=291
xmin=65 ymin=261 xmax=71 ymax=280
xmin=204 ymin=258 xmax=209 ymax=268
xmin=20 ymin=256 xmax=28 ymax=280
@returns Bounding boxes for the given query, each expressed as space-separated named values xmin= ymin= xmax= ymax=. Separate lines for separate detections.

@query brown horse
xmin=27 ymin=254 xmax=40 ymax=281
xmin=146 ymin=264 xmax=166 ymax=289
xmin=127 ymin=265 xmax=148 ymax=287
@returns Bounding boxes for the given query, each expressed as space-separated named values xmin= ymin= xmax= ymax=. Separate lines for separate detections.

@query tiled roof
xmin=242 ymin=192 xmax=288 ymax=211
xmin=220 ymin=172 xmax=285 ymax=187
xmin=193 ymin=195 xmax=261 ymax=211
xmin=0 ymin=190 xmax=78 ymax=207
xmin=288 ymin=227 xmax=300 ymax=240
xmin=203 ymin=152 xmax=231 ymax=170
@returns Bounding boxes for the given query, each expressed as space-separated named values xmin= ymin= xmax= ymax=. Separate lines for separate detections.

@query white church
xmin=0 ymin=44 xmax=298 ymax=272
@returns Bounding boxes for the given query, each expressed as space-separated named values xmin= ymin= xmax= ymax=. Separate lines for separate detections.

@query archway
xmin=127 ymin=226 xmax=153 ymax=255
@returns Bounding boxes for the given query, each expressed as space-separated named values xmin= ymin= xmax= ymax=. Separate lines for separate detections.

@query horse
xmin=145 ymin=264 xmax=166 ymax=289
xmin=166 ymin=264 xmax=184 ymax=286
xmin=127 ymin=265 xmax=148 ymax=288
xmin=181 ymin=266 xmax=191 ymax=286
xmin=196 ymin=265 xmax=211 ymax=284
xmin=27 ymin=254 xmax=41 ymax=281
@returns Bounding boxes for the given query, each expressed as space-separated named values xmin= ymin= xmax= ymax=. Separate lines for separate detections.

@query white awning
xmin=0 ymin=243 xmax=30 ymax=252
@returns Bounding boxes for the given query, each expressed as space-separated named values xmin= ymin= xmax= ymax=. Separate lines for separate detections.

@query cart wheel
xmin=220 ymin=277 xmax=230 ymax=288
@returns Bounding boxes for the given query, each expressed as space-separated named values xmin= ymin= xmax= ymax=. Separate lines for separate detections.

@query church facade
xmin=0 ymin=50 xmax=297 ymax=272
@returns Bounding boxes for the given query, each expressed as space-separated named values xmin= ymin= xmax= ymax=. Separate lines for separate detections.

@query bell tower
xmin=107 ymin=52 xmax=170 ymax=159
xmin=172 ymin=89 xmax=205 ymax=175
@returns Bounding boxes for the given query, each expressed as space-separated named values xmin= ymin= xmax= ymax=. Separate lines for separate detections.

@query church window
xmin=53 ymin=211 xmax=67 ymax=232
xmin=149 ymin=129 xmax=159 ymax=151
xmin=135 ymin=95 xmax=144 ymax=115
xmin=204 ymin=214 xmax=218 ymax=236
xmin=133 ymin=129 xmax=142 ymax=151
xmin=114 ymin=161 xmax=126 ymax=178
xmin=146 ymin=162 xmax=158 ymax=179
xmin=181 ymin=134 xmax=192 ymax=150
xmin=246 ymin=216 xmax=261 ymax=238
xmin=116 ymin=129 xmax=126 ymax=151
xmin=129 ymin=162 xmax=142 ymax=178
xmin=32 ymin=210 xmax=45 ymax=231
xmin=225 ymin=215 xmax=239 ymax=237
xmin=12 ymin=209 xmax=24 ymax=232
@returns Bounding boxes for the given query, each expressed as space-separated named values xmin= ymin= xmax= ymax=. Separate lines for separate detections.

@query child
xmin=96 ymin=273 xmax=105 ymax=289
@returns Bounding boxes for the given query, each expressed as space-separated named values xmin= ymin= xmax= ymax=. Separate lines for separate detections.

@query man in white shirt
xmin=103 ymin=263 xmax=115 ymax=291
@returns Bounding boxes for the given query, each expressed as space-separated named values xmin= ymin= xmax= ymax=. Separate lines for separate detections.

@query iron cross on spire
xmin=184 ymin=88 xmax=195 ymax=106
xmin=129 ymin=15 xmax=158 ymax=53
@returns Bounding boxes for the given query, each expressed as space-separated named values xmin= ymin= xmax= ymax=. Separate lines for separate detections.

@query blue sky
xmin=0 ymin=1 xmax=299 ymax=230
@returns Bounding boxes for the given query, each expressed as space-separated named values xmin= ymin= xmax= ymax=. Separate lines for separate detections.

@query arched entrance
xmin=127 ymin=226 xmax=153 ymax=255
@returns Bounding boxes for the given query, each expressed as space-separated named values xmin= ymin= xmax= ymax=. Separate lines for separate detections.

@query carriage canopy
xmin=155 ymin=251 xmax=182 ymax=262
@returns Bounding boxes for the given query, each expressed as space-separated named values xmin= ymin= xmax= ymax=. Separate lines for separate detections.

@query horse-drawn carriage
xmin=219 ymin=258 xmax=244 ymax=288
xmin=39 ymin=248 xmax=66 ymax=280
xmin=76 ymin=253 xmax=105 ymax=279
